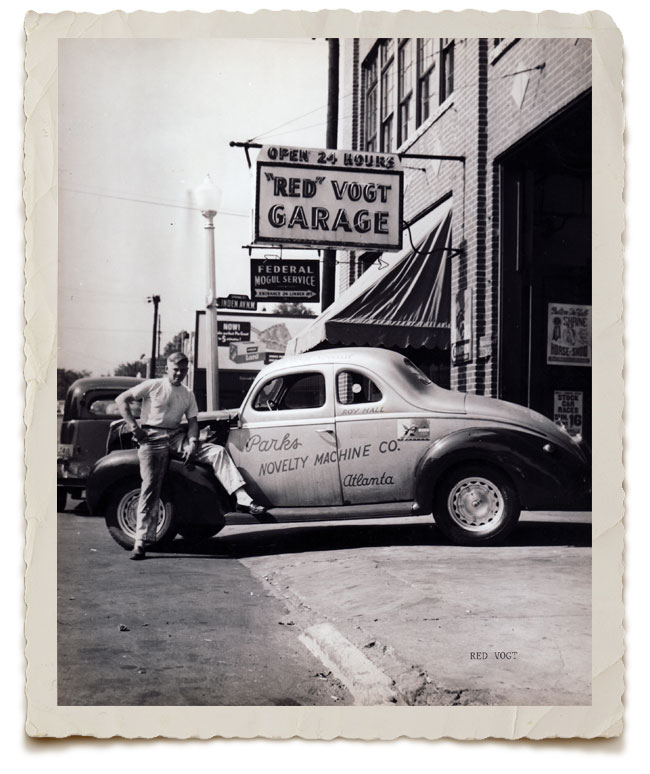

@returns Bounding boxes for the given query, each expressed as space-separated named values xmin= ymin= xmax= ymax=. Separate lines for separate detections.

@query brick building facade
xmin=335 ymin=37 xmax=592 ymax=441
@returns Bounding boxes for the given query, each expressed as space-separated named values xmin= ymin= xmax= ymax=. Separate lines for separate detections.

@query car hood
xmin=464 ymin=393 xmax=575 ymax=447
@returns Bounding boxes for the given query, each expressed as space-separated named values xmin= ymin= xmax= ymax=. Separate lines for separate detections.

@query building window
xmin=363 ymin=57 xmax=378 ymax=152
xmin=440 ymin=38 xmax=455 ymax=102
xmin=490 ymin=38 xmax=519 ymax=64
xmin=380 ymin=39 xmax=395 ymax=152
xmin=356 ymin=251 xmax=380 ymax=279
xmin=362 ymin=38 xmax=455 ymax=152
xmin=398 ymin=39 xmax=415 ymax=145
xmin=417 ymin=38 xmax=437 ymax=124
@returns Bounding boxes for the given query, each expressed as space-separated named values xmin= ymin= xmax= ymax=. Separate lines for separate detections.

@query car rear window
xmin=402 ymin=358 xmax=433 ymax=387
xmin=88 ymin=399 xmax=121 ymax=417
xmin=86 ymin=397 xmax=141 ymax=418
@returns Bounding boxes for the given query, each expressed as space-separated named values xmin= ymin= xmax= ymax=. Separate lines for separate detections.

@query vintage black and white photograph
xmin=23 ymin=8 xmax=624 ymax=740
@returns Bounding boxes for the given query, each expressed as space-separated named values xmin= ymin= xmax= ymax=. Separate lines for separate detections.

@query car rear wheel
xmin=433 ymin=464 xmax=520 ymax=546
xmin=104 ymin=478 xmax=177 ymax=550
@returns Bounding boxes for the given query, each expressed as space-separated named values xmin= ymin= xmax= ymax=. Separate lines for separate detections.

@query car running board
xmin=224 ymin=501 xmax=421 ymax=525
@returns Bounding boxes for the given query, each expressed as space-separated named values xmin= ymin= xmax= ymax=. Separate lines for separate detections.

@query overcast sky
xmin=58 ymin=37 xmax=330 ymax=374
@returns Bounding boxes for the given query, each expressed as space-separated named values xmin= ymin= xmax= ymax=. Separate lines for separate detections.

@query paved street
xmin=58 ymin=503 xmax=591 ymax=706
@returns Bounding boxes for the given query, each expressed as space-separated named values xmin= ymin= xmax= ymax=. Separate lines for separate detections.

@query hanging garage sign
xmin=254 ymin=144 xmax=403 ymax=251
xmin=250 ymin=258 xmax=320 ymax=302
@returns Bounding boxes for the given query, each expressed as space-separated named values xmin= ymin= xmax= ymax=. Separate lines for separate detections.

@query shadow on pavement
xmin=154 ymin=518 xmax=592 ymax=560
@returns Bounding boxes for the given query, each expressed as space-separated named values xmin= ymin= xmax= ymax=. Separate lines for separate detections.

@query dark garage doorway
xmin=498 ymin=92 xmax=592 ymax=445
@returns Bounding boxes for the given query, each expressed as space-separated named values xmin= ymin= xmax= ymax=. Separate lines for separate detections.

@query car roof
xmin=68 ymin=376 xmax=144 ymax=395
xmin=259 ymin=347 xmax=405 ymax=376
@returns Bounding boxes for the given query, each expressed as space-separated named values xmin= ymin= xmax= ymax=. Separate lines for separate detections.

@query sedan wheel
xmin=105 ymin=479 xmax=177 ymax=550
xmin=434 ymin=465 xmax=520 ymax=545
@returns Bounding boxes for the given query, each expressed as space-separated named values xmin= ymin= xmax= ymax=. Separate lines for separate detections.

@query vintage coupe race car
xmin=86 ymin=347 xmax=591 ymax=547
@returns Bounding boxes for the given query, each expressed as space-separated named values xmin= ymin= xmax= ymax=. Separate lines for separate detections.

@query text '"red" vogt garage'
xmin=254 ymin=145 xmax=403 ymax=251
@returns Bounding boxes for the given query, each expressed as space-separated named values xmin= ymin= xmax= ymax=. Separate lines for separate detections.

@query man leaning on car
xmin=115 ymin=351 xmax=265 ymax=560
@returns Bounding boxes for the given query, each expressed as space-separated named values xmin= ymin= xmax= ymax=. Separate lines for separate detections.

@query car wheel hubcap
xmin=447 ymin=477 xmax=505 ymax=533
xmin=116 ymin=489 xmax=169 ymax=540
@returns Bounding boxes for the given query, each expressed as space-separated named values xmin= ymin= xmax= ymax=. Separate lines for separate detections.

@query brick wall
xmin=484 ymin=38 xmax=592 ymax=396
xmin=338 ymin=37 xmax=591 ymax=397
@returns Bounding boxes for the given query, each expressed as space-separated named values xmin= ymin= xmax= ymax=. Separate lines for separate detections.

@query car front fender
xmin=86 ymin=450 xmax=231 ymax=526
xmin=413 ymin=426 xmax=591 ymax=514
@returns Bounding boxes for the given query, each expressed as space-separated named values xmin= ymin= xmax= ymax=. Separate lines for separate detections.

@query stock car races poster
xmin=196 ymin=311 xmax=315 ymax=371
xmin=547 ymin=303 xmax=592 ymax=366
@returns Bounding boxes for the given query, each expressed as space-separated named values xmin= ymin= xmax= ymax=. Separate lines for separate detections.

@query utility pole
xmin=148 ymin=294 xmax=160 ymax=378
xmin=157 ymin=312 xmax=162 ymax=362
xmin=322 ymin=38 xmax=339 ymax=311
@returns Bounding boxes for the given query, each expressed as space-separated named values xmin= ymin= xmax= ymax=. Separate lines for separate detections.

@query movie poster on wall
xmin=547 ymin=303 xmax=592 ymax=366
xmin=451 ymin=287 xmax=472 ymax=365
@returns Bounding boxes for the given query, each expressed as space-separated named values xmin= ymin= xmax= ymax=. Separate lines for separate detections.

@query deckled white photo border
xmin=23 ymin=9 xmax=624 ymax=739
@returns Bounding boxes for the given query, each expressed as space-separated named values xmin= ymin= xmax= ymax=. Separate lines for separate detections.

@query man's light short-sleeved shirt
xmin=122 ymin=378 xmax=198 ymax=430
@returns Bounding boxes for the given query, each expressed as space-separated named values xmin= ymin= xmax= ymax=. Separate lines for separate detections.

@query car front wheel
xmin=433 ymin=464 xmax=520 ymax=546
xmin=104 ymin=478 xmax=177 ymax=550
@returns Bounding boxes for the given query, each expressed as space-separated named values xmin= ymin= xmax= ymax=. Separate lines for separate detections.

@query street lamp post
xmin=195 ymin=175 xmax=222 ymax=411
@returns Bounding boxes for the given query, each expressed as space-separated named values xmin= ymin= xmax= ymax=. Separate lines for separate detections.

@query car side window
xmin=252 ymin=372 xmax=326 ymax=411
xmin=336 ymin=371 xmax=383 ymax=405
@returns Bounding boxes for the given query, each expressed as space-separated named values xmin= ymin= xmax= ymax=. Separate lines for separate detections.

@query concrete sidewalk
xmin=228 ymin=512 xmax=591 ymax=705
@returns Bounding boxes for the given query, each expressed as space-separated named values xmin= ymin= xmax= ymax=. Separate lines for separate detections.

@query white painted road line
xmin=299 ymin=622 xmax=399 ymax=705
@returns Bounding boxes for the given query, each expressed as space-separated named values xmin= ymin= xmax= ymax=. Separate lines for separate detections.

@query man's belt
xmin=141 ymin=424 xmax=181 ymax=432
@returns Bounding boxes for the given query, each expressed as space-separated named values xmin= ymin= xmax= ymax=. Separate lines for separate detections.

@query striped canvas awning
xmin=286 ymin=198 xmax=453 ymax=355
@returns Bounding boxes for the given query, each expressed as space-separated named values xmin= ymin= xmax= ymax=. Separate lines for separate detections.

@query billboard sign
xmin=250 ymin=258 xmax=320 ymax=302
xmin=196 ymin=311 xmax=316 ymax=372
xmin=255 ymin=144 xmax=403 ymax=251
xmin=217 ymin=319 xmax=251 ymax=345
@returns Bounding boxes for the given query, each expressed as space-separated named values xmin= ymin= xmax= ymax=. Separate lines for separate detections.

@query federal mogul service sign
xmin=255 ymin=145 xmax=403 ymax=251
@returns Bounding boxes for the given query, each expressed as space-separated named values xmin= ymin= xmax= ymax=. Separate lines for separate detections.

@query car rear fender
xmin=86 ymin=450 xmax=230 ymax=526
xmin=413 ymin=426 xmax=571 ymax=513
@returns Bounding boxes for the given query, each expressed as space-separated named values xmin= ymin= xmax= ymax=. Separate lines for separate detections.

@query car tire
xmin=57 ymin=488 xmax=68 ymax=513
xmin=178 ymin=523 xmax=224 ymax=541
xmin=104 ymin=478 xmax=177 ymax=550
xmin=433 ymin=464 xmax=520 ymax=546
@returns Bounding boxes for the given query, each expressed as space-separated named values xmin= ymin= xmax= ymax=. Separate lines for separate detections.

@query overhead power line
xmin=248 ymin=92 xmax=352 ymax=142
xmin=60 ymin=186 xmax=249 ymax=218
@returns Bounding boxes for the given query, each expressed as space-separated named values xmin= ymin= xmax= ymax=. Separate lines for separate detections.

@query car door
xmin=228 ymin=365 xmax=343 ymax=507
xmin=333 ymin=366 xmax=435 ymax=505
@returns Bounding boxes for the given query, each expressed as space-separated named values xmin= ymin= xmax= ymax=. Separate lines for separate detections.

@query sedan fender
xmin=413 ymin=426 xmax=591 ymax=515
xmin=86 ymin=449 xmax=231 ymax=528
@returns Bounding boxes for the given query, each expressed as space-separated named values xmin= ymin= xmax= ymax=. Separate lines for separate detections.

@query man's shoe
xmin=236 ymin=501 xmax=267 ymax=516
xmin=130 ymin=544 xmax=146 ymax=560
